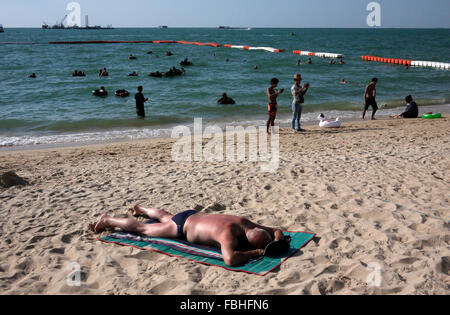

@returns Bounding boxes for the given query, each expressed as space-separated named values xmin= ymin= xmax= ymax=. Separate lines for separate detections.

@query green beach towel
xmin=99 ymin=220 xmax=316 ymax=276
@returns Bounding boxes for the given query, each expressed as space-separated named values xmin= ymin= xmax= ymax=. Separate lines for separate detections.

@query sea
xmin=0 ymin=28 xmax=449 ymax=148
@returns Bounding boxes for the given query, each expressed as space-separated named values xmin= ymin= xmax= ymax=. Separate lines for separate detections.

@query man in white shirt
xmin=291 ymin=74 xmax=310 ymax=132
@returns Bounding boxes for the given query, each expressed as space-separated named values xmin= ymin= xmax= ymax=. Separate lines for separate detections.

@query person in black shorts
xmin=363 ymin=77 xmax=379 ymax=120
xmin=135 ymin=86 xmax=148 ymax=118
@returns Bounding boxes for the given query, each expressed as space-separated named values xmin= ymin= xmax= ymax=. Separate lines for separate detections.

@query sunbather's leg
xmin=131 ymin=204 xmax=174 ymax=223
xmin=90 ymin=214 xmax=178 ymax=238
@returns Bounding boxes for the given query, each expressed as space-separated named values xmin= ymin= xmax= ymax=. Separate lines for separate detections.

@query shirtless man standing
xmin=90 ymin=205 xmax=285 ymax=267
xmin=363 ymin=78 xmax=379 ymax=120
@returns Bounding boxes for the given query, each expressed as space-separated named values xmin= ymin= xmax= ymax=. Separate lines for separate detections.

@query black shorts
xmin=364 ymin=97 xmax=378 ymax=111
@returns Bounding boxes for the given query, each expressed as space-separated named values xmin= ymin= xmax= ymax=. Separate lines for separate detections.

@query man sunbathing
xmin=90 ymin=205 xmax=285 ymax=266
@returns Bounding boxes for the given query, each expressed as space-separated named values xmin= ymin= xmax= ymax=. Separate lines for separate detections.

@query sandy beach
xmin=0 ymin=117 xmax=449 ymax=295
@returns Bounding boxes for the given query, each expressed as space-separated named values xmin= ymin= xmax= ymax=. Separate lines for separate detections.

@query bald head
xmin=247 ymin=228 xmax=272 ymax=249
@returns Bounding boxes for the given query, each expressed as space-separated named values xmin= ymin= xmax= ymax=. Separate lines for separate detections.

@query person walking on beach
xmin=363 ymin=78 xmax=379 ymax=120
xmin=135 ymin=86 xmax=148 ymax=118
xmin=267 ymin=78 xmax=284 ymax=134
xmin=89 ymin=204 xmax=286 ymax=267
xmin=291 ymin=74 xmax=310 ymax=133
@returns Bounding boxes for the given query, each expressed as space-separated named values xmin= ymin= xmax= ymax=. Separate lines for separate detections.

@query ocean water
xmin=0 ymin=28 xmax=449 ymax=147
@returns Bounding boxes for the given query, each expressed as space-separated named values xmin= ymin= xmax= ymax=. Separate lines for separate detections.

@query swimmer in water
xmin=180 ymin=58 xmax=193 ymax=66
xmin=99 ymin=68 xmax=109 ymax=77
xmin=307 ymin=58 xmax=312 ymax=64
xmin=217 ymin=93 xmax=236 ymax=105
xmin=29 ymin=73 xmax=36 ymax=78
xmin=93 ymin=86 xmax=108 ymax=97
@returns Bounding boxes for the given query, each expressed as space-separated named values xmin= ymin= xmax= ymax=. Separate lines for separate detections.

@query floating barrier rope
xmin=293 ymin=50 xmax=344 ymax=59
xmin=224 ymin=44 xmax=284 ymax=53
xmin=49 ymin=40 xmax=157 ymax=44
xmin=49 ymin=40 xmax=285 ymax=52
xmin=361 ymin=55 xmax=450 ymax=70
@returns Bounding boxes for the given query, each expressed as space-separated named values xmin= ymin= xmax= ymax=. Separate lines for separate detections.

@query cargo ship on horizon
xmin=42 ymin=14 xmax=114 ymax=30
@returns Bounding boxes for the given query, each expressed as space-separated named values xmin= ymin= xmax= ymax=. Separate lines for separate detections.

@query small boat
xmin=0 ymin=25 xmax=4 ymax=33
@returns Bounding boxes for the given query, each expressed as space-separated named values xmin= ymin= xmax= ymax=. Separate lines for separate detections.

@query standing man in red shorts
xmin=266 ymin=78 xmax=284 ymax=134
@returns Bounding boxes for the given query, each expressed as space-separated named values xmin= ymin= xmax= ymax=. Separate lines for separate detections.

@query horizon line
xmin=2 ymin=26 xmax=450 ymax=29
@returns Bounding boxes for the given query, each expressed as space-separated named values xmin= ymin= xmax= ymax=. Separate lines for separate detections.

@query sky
xmin=0 ymin=0 xmax=449 ymax=28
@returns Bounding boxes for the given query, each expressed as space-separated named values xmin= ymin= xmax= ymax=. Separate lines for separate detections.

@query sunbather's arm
xmin=221 ymin=243 xmax=264 ymax=267
xmin=218 ymin=230 xmax=264 ymax=266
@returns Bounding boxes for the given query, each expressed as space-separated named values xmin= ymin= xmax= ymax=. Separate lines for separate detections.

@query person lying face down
xmin=90 ymin=205 xmax=286 ymax=267
xmin=217 ymin=93 xmax=236 ymax=105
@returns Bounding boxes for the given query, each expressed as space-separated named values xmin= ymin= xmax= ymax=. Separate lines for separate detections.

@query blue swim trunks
xmin=172 ymin=210 xmax=199 ymax=240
